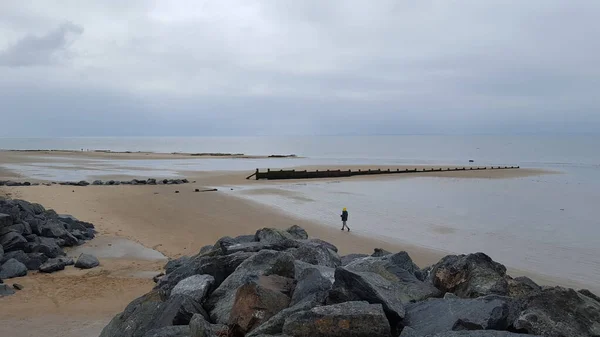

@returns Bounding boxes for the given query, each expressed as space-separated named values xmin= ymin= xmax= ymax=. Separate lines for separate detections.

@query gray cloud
xmin=0 ymin=22 xmax=83 ymax=67
xmin=0 ymin=0 xmax=598 ymax=136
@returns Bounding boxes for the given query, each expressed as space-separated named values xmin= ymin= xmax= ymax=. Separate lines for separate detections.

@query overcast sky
xmin=0 ymin=1 xmax=599 ymax=136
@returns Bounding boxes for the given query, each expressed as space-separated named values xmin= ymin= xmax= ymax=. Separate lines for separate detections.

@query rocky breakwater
xmin=100 ymin=226 xmax=600 ymax=337
xmin=0 ymin=178 xmax=190 ymax=187
xmin=0 ymin=199 xmax=99 ymax=296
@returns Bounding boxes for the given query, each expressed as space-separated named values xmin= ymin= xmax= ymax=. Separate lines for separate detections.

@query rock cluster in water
xmin=100 ymin=226 xmax=600 ymax=337
xmin=0 ymin=178 xmax=190 ymax=187
xmin=0 ymin=199 xmax=99 ymax=295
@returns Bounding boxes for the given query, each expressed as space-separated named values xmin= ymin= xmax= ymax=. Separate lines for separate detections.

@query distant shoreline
xmin=0 ymin=149 xmax=300 ymax=160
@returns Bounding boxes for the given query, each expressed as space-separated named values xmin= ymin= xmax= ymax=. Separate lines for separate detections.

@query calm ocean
xmin=1 ymin=135 xmax=599 ymax=287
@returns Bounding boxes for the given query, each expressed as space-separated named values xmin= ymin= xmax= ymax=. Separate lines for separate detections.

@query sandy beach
xmin=0 ymin=151 xmax=589 ymax=337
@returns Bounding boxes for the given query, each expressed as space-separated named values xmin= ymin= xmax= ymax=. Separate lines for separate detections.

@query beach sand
xmin=0 ymin=153 xmax=579 ymax=337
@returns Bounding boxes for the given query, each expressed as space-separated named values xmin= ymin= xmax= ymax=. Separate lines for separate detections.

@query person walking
xmin=340 ymin=207 xmax=349 ymax=231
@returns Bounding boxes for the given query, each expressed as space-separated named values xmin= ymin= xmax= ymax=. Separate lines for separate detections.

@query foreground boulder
xmin=100 ymin=291 xmax=207 ymax=337
xmin=75 ymin=253 xmax=100 ymax=269
xmin=156 ymin=251 xmax=254 ymax=297
xmin=0 ymin=258 xmax=27 ymax=279
xmin=286 ymin=225 xmax=308 ymax=240
xmin=282 ymin=301 xmax=390 ymax=337
xmin=228 ymin=275 xmax=294 ymax=337
xmin=400 ymin=328 xmax=539 ymax=336
xmin=39 ymin=258 xmax=67 ymax=273
xmin=206 ymin=250 xmax=295 ymax=324
xmin=425 ymin=252 xmax=508 ymax=298
xmin=142 ymin=326 xmax=190 ymax=337
xmin=343 ymin=252 xmax=440 ymax=302
xmin=513 ymin=286 xmax=600 ymax=337
xmin=326 ymin=267 xmax=406 ymax=331
xmin=290 ymin=267 xmax=332 ymax=306
xmin=171 ymin=274 xmax=214 ymax=303
xmin=403 ymin=296 xmax=517 ymax=335
xmin=0 ymin=232 xmax=27 ymax=252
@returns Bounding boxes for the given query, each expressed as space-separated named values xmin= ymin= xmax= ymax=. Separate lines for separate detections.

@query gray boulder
xmin=0 ymin=231 xmax=27 ymax=251
xmin=156 ymin=251 xmax=254 ymax=297
xmin=326 ymin=267 xmax=406 ymax=331
xmin=248 ymin=294 xmax=326 ymax=337
xmin=75 ymin=253 xmax=100 ymax=269
xmin=255 ymin=228 xmax=295 ymax=244
xmin=41 ymin=221 xmax=79 ymax=246
xmin=0 ymin=213 xmax=12 ymax=228
xmin=39 ymin=258 xmax=66 ymax=273
xmin=0 ymin=243 xmax=3 ymax=261
xmin=0 ymin=258 xmax=28 ymax=279
xmin=579 ymin=289 xmax=600 ymax=303
xmin=213 ymin=235 xmax=258 ymax=251
xmin=296 ymin=238 xmax=338 ymax=253
xmin=286 ymin=225 xmax=308 ymax=240
xmin=426 ymin=252 xmax=508 ymax=298
xmin=291 ymin=268 xmax=332 ymax=306
xmin=228 ymin=275 xmax=294 ymax=337
xmin=403 ymin=296 xmax=516 ymax=336
xmin=171 ymin=274 xmax=214 ymax=303
xmin=31 ymin=237 xmax=65 ymax=258
xmin=372 ymin=248 xmax=392 ymax=257
xmin=385 ymin=251 xmax=424 ymax=281
xmin=289 ymin=244 xmax=341 ymax=268
xmin=100 ymin=291 xmax=208 ymax=337
xmin=282 ymin=301 xmax=390 ymax=337
xmin=206 ymin=250 xmax=295 ymax=324
xmin=198 ymin=245 xmax=214 ymax=255
xmin=344 ymin=254 xmax=440 ymax=302
xmin=513 ymin=286 xmax=600 ymax=337
xmin=190 ymin=313 xmax=228 ymax=337
xmin=400 ymin=328 xmax=538 ymax=337
xmin=1 ymin=250 xmax=28 ymax=265
xmin=506 ymin=276 xmax=541 ymax=298
xmin=221 ymin=241 xmax=299 ymax=255
xmin=294 ymin=260 xmax=335 ymax=284
xmin=340 ymin=253 xmax=368 ymax=266
xmin=142 ymin=326 xmax=190 ymax=337
xmin=0 ymin=283 xmax=15 ymax=297
xmin=165 ymin=256 xmax=191 ymax=274
xmin=25 ymin=252 xmax=48 ymax=270
xmin=92 ymin=180 xmax=104 ymax=185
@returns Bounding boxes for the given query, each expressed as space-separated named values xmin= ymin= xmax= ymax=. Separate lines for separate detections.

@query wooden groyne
xmin=246 ymin=166 xmax=520 ymax=180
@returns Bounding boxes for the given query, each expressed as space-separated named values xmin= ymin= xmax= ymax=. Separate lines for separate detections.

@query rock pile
xmin=0 ymin=178 xmax=189 ymax=187
xmin=99 ymin=226 xmax=600 ymax=337
xmin=0 ymin=199 xmax=99 ymax=294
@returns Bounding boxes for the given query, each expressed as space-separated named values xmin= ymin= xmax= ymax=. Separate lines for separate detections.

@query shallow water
xmin=225 ymin=166 xmax=600 ymax=287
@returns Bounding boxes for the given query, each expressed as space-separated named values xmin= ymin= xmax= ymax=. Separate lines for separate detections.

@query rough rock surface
xmin=0 ymin=258 xmax=28 ymax=279
xmin=142 ymin=326 xmax=191 ymax=337
xmin=290 ymin=267 xmax=332 ymax=306
xmin=513 ymin=286 xmax=600 ymax=337
xmin=403 ymin=296 xmax=516 ymax=336
xmin=0 ymin=232 xmax=27 ymax=252
xmin=157 ymin=251 xmax=254 ymax=297
xmin=75 ymin=253 xmax=100 ymax=269
xmin=255 ymin=228 xmax=295 ymax=244
xmin=228 ymin=275 xmax=294 ymax=337
xmin=289 ymin=244 xmax=340 ymax=268
xmin=285 ymin=225 xmax=308 ymax=240
xmin=326 ymin=267 xmax=406 ymax=329
xmin=340 ymin=253 xmax=368 ymax=266
xmin=344 ymin=253 xmax=440 ymax=302
xmin=426 ymin=252 xmax=508 ymax=298
xmin=247 ymin=294 xmax=326 ymax=337
xmin=282 ymin=301 xmax=390 ymax=337
xmin=39 ymin=258 xmax=67 ymax=273
xmin=293 ymin=260 xmax=335 ymax=284
xmin=100 ymin=291 xmax=207 ymax=337
xmin=206 ymin=250 xmax=295 ymax=324
xmin=400 ymin=328 xmax=539 ymax=336
xmin=171 ymin=274 xmax=215 ymax=303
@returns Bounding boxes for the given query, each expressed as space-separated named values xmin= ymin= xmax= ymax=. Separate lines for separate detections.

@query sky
xmin=0 ymin=0 xmax=599 ymax=137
